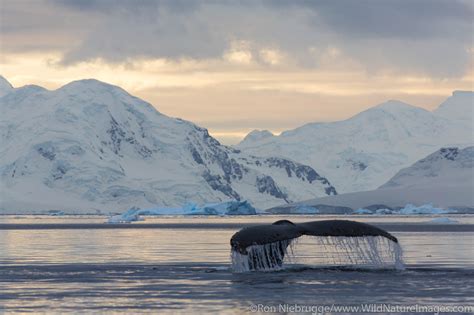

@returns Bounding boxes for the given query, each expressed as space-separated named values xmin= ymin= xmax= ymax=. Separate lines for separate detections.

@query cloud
xmin=223 ymin=40 xmax=253 ymax=65
xmin=293 ymin=0 xmax=473 ymax=40
xmin=1 ymin=0 xmax=472 ymax=77
xmin=54 ymin=0 xmax=200 ymax=13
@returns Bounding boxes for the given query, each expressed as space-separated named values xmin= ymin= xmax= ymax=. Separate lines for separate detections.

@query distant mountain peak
xmin=54 ymin=78 xmax=160 ymax=114
xmin=435 ymin=90 xmax=473 ymax=121
xmin=380 ymin=99 xmax=408 ymax=105
xmin=241 ymin=129 xmax=274 ymax=144
xmin=452 ymin=90 xmax=473 ymax=96
xmin=235 ymin=91 xmax=472 ymax=193
xmin=373 ymin=99 xmax=422 ymax=112
xmin=59 ymin=78 xmax=125 ymax=93
xmin=0 ymin=75 xmax=13 ymax=87
xmin=0 ymin=75 xmax=14 ymax=97
xmin=346 ymin=99 xmax=430 ymax=124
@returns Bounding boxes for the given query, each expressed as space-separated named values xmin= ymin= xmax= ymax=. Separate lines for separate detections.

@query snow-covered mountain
xmin=268 ymin=147 xmax=474 ymax=214
xmin=0 ymin=77 xmax=336 ymax=214
xmin=237 ymin=93 xmax=473 ymax=193
xmin=380 ymin=146 xmax=474 ymax=190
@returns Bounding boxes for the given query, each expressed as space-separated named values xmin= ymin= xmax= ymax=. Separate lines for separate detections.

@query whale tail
xmin=298 ymin=220 xmax=398 ymax=243
xmin=230 ymin=220 xmax=402 ymax=272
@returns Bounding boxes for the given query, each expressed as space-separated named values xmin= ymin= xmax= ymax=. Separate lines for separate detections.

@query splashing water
xmin=231 ymin=239 xmax=295 ymax=272
xmin=231 ymin=236 xmax=404 ymax=272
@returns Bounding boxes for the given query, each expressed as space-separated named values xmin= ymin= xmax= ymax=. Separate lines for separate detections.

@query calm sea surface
xmin=0 ymin=215 xmax=473 ymax=314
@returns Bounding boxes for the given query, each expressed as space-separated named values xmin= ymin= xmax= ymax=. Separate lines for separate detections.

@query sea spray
xmin=231 ymin=239 xmax=296 ymax=272
xmin=231 ymin=235 xmax=404 ymax=272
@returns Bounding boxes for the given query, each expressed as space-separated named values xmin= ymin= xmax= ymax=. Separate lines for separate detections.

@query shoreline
xmin=1 ymin=222 xmax=473 ymax=231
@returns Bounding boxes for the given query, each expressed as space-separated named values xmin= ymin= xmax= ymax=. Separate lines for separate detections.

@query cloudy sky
xmin=1 ymin=0 xmax=473 ymax=144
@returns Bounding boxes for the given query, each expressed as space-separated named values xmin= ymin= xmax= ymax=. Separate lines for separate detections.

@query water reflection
xmin=1 ymin=227 xmax=472 ymax=268
xmin=1 ymin=263 xmax=472 ymax=313
xmin=0 ymin=229 xmax=234 ymax=265
xmin=2 ymin=214 xmax=474 ymax=225
xmin=0 ymin=217 xmax=473 ymax=313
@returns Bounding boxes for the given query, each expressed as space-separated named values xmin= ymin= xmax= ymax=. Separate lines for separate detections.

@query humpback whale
xmin=230 ymin=220 xmax=401 ymax=271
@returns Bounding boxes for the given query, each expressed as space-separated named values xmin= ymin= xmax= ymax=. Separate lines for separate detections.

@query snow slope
xmin=238 ymin=95 xmax=473 ymax=193
xmin=0 ymin=77 xmax=336 ymax=214
xmin=268 ymin=147 xmax=474 ymax=214
xmin=380 ymin=147 xmax=474 ymax=190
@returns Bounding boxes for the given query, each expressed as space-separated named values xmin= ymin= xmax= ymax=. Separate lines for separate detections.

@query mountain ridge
xmin=237 ymin=93 xmax=473 ymax=193
xmin=267 ymin=146 xmax=474 ymax=214
xmin=0 ymin=76 xmax=336 ymax=213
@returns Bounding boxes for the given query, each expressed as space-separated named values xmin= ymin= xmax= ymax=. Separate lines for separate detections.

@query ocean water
xmin=0 ymin=215 xmax=473 ymax=314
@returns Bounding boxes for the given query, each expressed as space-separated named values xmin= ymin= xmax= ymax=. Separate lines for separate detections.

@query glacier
xmin=354 ymin=204 xmax=450 ymax=215
xmin=107 ymin=200 xmax=257 ymax=223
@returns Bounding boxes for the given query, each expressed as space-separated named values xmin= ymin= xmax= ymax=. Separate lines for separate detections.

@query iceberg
xmin=186 ymin=200 xmax=257 ymax=215
xmin=397 ymin=204 xmax=448 ymax=215
xmin=354 ymin=208 xmax=373 ymax=215
xmin=48 ymin=210 xmax=66 ymax=216
xmin=292 ymin=205 xmax=319 ymax=214
xmin=107 ymin=207 xmax=144 ymax=223
xmin=107 ymin=200 xmax=257 ymax=223
xmin=353 ymin=204 xmax=450 ymax=215
xmin=375 ymin=208 xmax=394 ymax=215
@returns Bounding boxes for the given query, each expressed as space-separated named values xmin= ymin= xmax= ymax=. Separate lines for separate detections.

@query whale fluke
xmin=230 ymin=220 xmax=301 ymax=254
xmin=297 ymin=220 xmax=398 ymax=243
xmin=230 ymin=219 xmax=400 ymax=271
